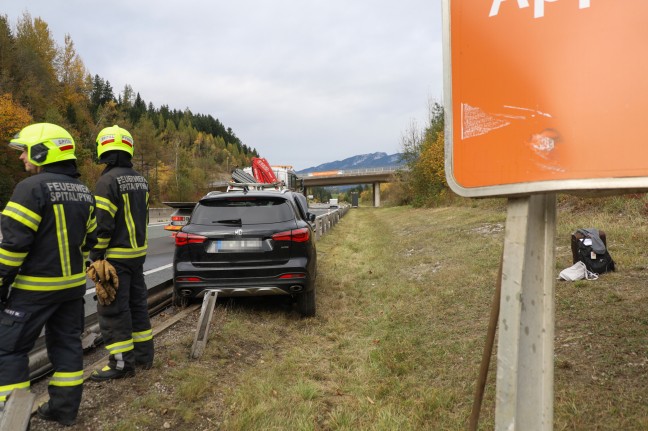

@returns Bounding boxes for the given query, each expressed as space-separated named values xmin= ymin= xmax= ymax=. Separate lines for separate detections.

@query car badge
xmin=234 ymin=229 xmax=243 ymax=236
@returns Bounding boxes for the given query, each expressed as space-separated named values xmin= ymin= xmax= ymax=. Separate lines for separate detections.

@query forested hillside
xmin=0 ymin=13 xmax=257 ymax=205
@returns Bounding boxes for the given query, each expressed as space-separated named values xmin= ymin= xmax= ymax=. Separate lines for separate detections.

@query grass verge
xmin=53 ymin=197 xmax=648 ymax=431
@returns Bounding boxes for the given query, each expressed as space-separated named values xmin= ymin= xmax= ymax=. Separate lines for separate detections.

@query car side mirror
xmin=308 ymin=212 xmax=316 ymax=222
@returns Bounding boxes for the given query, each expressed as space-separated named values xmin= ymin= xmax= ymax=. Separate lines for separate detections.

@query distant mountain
xmin=298 ymin=152 xmax=404 ymax=173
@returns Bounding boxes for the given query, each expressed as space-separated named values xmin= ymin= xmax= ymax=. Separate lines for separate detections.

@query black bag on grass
xmin=572 ymin=229 xmax=615 ymax=274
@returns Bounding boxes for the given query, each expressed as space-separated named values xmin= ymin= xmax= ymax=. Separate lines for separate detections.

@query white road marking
xmin=144 ymin=263 xmax=173 ymax=275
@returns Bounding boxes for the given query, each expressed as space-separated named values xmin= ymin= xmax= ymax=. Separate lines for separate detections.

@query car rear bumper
xmin=173 ymin=260 xmax=314 ymax=299
xmin=175 ymin=284 xmax=303 ymax=299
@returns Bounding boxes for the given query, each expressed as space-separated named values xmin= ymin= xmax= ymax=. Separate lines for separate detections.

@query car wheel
xmin=296 ymin=288 xmax=316 ymax=317
xmin=172 ymin=290 xmax=189 ymax=308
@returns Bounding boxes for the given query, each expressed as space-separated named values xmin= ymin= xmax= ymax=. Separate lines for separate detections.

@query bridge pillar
xmin=373 ymin=183 xmax=381 ymax=207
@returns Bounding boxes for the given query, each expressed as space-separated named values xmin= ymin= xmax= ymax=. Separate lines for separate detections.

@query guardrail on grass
xmin=313 ymin=205 xmax=349 ymax=241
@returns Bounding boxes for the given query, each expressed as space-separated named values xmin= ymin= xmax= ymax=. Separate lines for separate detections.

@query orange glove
xmin=87 ymin=260 xmax=119 ymax=305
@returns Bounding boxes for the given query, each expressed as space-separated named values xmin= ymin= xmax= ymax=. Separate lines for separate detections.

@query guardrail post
xmin=312 ymin=206 xmax=348 ymax=242
xmin=0 ymin=388 xmax=34 ymax=431
xmin=191 ymin=290 xmax=219 ymax=359
xmin=315 ymin=219 xmax=321 ymax=241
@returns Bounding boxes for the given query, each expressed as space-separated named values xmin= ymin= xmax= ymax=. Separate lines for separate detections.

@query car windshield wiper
xmin=215 ymin=218 xmax=242 ymax=225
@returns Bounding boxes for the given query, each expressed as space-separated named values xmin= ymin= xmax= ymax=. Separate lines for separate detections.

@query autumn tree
xmin=132 ymin=116 xmax=160 ymax=202
xmin=0 ymin=15 xmax=16 ymax=94
xmin=89 ymin=74 xmax=115 ymax=119
xmin=0 ymin=93 xmax=31 ymax=139
xmin=57 ymin=36 xmax=90 ymax=113
xmin=0 ymin=93 xmax=32 ymax=204
xmin=13 ymin=13 xmax=59 ymax=119
xmin=399 ymin=101 xmax=447 ymax=207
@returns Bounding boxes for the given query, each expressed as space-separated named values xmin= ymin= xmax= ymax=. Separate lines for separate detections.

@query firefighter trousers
xmin=97 ymin=256 xmax=153 ymax=370
xmin=0 ymin=292 xmax=84 ymax=422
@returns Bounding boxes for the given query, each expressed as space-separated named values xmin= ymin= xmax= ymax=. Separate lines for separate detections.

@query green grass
xmin=76 ymin=196 xmax=648 ymax=430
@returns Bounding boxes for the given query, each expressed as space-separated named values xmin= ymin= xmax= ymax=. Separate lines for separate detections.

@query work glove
xmin=87 ymin=259 xmax=119 ymax=305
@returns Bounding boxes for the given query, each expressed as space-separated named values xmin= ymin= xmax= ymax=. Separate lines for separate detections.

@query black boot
xmin=89 ymin=365 xmax=135 ymax=382
xmin=37 ymin=402 xmax=76 ymax=426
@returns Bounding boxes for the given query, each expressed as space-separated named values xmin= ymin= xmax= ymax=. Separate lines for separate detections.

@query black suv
xmin=173 ymin=189 xmax=317 ymax=316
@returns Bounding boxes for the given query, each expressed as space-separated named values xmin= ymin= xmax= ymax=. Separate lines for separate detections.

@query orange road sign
xmin=443 ymin=0 xmax=648 ymax=197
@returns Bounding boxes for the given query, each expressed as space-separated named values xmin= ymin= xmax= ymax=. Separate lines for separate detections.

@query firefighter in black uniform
xmin=89 ymin=125 xmax=153 ymax=381
xmin=0 ymin=123 xmax=97 ymax=426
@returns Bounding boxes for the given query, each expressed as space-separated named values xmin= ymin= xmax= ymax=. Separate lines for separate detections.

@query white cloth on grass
xmin=558 ymin=261 xmax=598 ymax=281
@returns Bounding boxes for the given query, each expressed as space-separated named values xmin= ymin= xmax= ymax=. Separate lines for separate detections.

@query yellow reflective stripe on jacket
xmin=95 ymin=196 xmax=118 ymax=217
xmin=106 ymin=244 xmax=148 ymax=259
xmin=87 ymin=206 xmax=97 ymax=234
xmin=49 ymin=370 xmax=83 ymax=387
xmin=95 ymin=237 xmax=110 ymax=250
xmin=0 ymin=381 xmax=30 ymax=402
xmin=146 ymin=192 xmax=150 ymax=242
xmin=122 ymin=193 xmax=137 ymax=249
xmin=132 ymin=329 xmax=153 ymax=343
xmin=106 ymin=339 xmax=134 ymax=355
xmin=0 ymin=248 xmax=28 ymax=267
xmin=13 ymin=272 xmax=86 ymax=291
xmin=2 ymin=201 xmax=42 ymax=231
xmin=53 ymin=204 xmax=71 ymax=277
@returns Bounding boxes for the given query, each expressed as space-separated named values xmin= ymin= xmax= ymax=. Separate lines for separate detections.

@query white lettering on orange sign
xmin=489 ymin=0 xmax=590 ymax=19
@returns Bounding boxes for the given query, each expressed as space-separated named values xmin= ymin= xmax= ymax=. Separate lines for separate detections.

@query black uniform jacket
xmin=0 ymin=162 xmax=98 ymax=303
xmin=91 ymin=160 xmax=149 ymax=261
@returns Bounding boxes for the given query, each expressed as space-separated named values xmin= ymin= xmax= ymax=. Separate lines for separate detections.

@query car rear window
xmin=191 ymin=197 xmax=294 ymax=225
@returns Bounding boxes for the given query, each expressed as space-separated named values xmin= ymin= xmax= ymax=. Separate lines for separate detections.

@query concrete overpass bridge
xmin=209 ymin=166 xmax=404 ymax=207
xmin=300 ymin=167 xmax=402 ymax=207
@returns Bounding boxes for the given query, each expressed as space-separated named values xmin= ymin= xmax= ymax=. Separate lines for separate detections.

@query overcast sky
xmin=3 ymin=1 xmax=443 ymax=170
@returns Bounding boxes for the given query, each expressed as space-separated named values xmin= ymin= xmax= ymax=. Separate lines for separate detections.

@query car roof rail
xmin=227 ymin=181 xmax=284 ymax=192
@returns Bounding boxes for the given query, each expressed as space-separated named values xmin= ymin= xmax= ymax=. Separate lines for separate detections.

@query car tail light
xmin=279 ymin=273 xmax=306 ymax=279
xmin=291 ymin=228 xmax=310 ymax=242
xmin=171 ymin=216 xmax=188 ymax=222
xmin=271 ymin=228 xmax=310 ymax=243
xmin=175 ymin=232 xmax=207 ymax=246
xmin=175 ymin=276 xmax=203 ymax=282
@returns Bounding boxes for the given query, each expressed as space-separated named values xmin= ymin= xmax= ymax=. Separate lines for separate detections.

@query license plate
xmin=206 ymin=239 xmax=262 ymax=253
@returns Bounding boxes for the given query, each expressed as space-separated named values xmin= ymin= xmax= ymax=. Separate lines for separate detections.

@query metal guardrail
xmin=149 ymin=207 xmax=175 ymax=223
xmin=312 ymin=205 xmax=349 ymax=241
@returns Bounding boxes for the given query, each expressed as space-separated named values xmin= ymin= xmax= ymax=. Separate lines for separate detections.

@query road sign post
xmin=497 ymin=194 xmax=555 ymax=430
